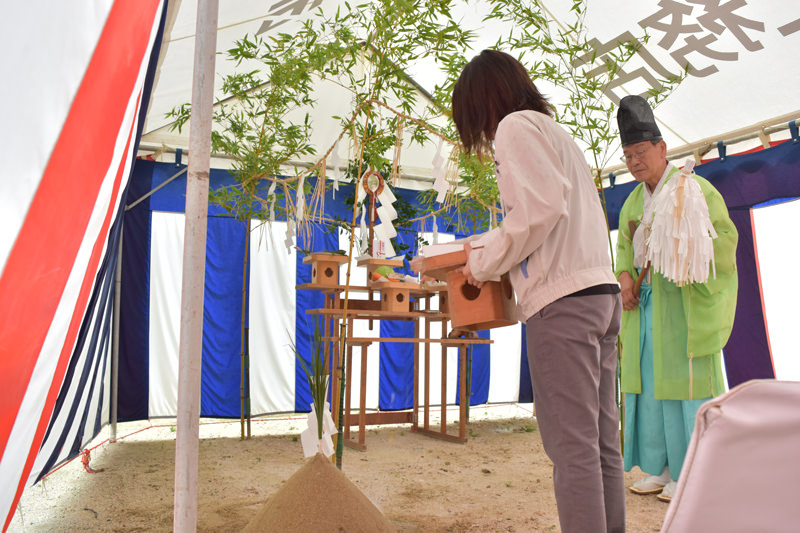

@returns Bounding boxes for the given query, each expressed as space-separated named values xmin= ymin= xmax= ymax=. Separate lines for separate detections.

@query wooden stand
xmin=298 ymin=277 xmax=489 ymax=450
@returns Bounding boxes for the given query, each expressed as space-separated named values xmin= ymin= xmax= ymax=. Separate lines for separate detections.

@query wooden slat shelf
xmin=306 ymin=308 xmax=447 ymax=319
xmin=320 ymin=336 xmax=493 ymax=345
xmin=296 ymin=282 xmax=446 ymax=296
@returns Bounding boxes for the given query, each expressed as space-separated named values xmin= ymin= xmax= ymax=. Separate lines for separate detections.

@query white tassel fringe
xmin=645 ymin=163 xmax=717 ymax=285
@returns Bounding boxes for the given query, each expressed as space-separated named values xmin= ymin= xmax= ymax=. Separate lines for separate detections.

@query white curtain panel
xmin=488 ymin=323 xmax=522 ymax=403
xmin=339 ymin=229 xmax=381 ymax=411
xmin=416 ymin=232 xmax=460 ymax=406
xmin=148 ymin=211 xmax=184 ymax=417
xmin=248 ymin=221 xmax=297 ymax=414
xmin=752 ymin=200 xmax=800 ymax=380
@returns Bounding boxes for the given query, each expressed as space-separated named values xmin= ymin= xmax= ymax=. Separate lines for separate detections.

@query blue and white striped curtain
xmin=119 ymin=160 xmax=526 ymax=422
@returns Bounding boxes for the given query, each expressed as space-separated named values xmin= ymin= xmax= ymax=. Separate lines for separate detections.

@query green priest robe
xmin=614 ymin=168 xmax=738 ymax=400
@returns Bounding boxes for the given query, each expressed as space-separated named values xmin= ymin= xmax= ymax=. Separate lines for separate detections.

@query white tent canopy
xmin=139 ymin=0 xmax=800 ymax=177
xmin=2 ymin=1 xmax=800 ymax=531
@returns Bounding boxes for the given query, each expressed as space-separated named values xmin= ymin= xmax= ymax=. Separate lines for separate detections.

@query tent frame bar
xmin=602 ymin=112 xmax=800 ymax=182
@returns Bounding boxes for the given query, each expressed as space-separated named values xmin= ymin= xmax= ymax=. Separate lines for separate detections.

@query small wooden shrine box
xmin=372 ymin=281 xmax=419 ymax=313
xmin=357 ymin=257 xmax=405 ymax=285
xmin=445 ymin=270 xmax=516 ymax=330
xmin=303 ymin=253 xmax=349 ymax=287
xmin=416 ymin=249 xmax=516 ymax=331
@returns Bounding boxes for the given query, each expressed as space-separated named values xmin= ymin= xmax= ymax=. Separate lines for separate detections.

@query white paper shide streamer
xmin=296 ymin=175 xmax=306 ymax=222
xmin=645 ymin=160 xmax=717 ymax=284
xmin=300 ymin=401 xmax=338 ymax=458
xmin=432 ymin=138 xmax=448 ymax=204
xmin=373 ymin=183 xmax=398 ymax=257
xmin=357 ymin=183 xmax=369 ymax=256
xmin=329 ymin=139 xmax=341 ymax=197
xmin=267 ymin=180 xmax=277 ymax=223
xmin=284 ymin=219 xmax=296 ymax=254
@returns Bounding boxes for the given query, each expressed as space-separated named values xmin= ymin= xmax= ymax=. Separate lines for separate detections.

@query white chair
xmin=661 ymin=379 xmax=800 ymax=532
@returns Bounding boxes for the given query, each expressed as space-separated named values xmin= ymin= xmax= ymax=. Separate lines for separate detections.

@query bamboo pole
xmin=335 ymin=105 xmax=374 ymax=469
xmin=173 ymin=1 xmax=218 ymax=532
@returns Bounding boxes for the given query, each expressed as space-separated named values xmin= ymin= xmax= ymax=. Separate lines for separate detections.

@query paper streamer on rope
xmin=359 ymin=203 xmax=369 ymax=255
xmin=284 ymin=219 xmax=296 ymax=254
xmin=329 ymin=139 xmax=341 ymax=197
xmin=645 ymin=160 xmax=717 ymax=284
xmin=432 ymin=138 xmax=448 ymax=203
xmin=432 ymin=214 xmax=439 ymax=244
xmin=390 ymin=119 xmax=404 ymax=185
xmin=267 ymin=180 xmax=277 ymax=223
xmin=300 ymin=401 xmax=338 ymax=458
xmin=296 ymin=175 xmax=306 ymax=222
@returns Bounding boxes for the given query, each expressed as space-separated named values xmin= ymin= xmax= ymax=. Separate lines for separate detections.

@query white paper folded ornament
xmin=356 ymin=178 xmax=367 ymax=205
xmin=359 ymin=204 xmax=369 ymax=255
xmin=267 ymin=180 xmax=277 ymax=223
xmin=645 ymin=160 xmax=717 ymax=285
xmin=377 ymin=183 xmax=396 ymax=205
xmin=300 ymin=401 xmax=338 ymax=458
xmin=432 ymin=138 xmax=448 ymax=204
xmin=374 ymin=221 xmax=397 ymax=241
xmin=382 ymin=238 xmax=396 ymax=258
xmin=296 ymin=175 xmax=306 ymax=222
xmin=377 ymin=203 xmax=397 ymax=223
xmin=284 ymin=219 xmax=296 ymax=254
xmin=330 ymin=139 xmax=341 ymax=195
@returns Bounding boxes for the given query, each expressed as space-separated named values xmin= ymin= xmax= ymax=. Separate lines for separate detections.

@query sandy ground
xmin=9 ymin=404 xmax=667 ymax=532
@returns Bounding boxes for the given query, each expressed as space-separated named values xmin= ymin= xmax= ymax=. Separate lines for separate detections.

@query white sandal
xmin=657 ymin=480 xmax=677 ymax=502
xmin=629 ymin=475 xmax=668 ymax=495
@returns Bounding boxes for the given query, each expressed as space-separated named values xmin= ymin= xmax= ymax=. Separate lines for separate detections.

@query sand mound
xmin=242 ymin=453 xmax=395 ymax=532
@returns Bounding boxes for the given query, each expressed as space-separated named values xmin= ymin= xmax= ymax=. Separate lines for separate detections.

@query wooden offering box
xmin=357 ymin=257 xmax=405 ymax=285
xmin=445 ymin=270 xmax=516 ymax=330
xmin=417 ymin=249 xmax=516 ymax=330
xmin=372 ymin=281 xmax=420 ymax=313
xmin=303 ymin=253 xmax=349 ymax=287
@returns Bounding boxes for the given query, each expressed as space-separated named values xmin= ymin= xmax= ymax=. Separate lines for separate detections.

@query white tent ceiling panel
xmin=142 ymin=0 xmax=800 ymax=172
xmin=145 ymin=0 xmax=342 ymax=135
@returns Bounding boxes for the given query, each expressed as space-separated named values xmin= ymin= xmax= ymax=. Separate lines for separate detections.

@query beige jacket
xmin=468 ymin=111 xmax=616 ymax=321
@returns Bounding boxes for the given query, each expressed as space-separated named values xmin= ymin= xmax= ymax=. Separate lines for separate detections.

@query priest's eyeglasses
xmin=620 ymin=143 xmax=655 ymax=164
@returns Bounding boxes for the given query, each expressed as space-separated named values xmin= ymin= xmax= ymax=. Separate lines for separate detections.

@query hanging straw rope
xmin=389 ymin=119 xmax=404 ymax=186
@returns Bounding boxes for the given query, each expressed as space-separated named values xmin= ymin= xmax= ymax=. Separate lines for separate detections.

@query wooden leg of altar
xmin=343 ymin=340 xmax=372 ymax=451
xmin=411 ymin=320 xmax=468 ymax=444
xmin=458 ymin=341 xmax=467 ymax=441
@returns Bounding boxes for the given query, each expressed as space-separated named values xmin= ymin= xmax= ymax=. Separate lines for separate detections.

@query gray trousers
xmin=526 ymin=292 xmax=625 ymax=533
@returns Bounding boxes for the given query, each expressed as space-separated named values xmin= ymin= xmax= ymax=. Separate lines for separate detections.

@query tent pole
xmin=110 ymin=227 xmax=123 ymax=443
xmin=174 ymin=1 xmax=218 ymax=532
